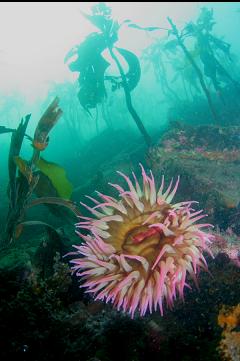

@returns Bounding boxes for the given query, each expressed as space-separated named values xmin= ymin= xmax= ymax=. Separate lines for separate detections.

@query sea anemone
xmin=69 ymin=165 xmax=214 ymax=318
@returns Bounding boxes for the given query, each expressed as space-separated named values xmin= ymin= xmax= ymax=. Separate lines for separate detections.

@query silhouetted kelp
xmin=142 ymin=7 xmax=240 ymax=127
xmin=64 ymin=2 xmax=166 ymax=146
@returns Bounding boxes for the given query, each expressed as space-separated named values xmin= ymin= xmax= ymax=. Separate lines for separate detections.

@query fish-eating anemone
xmin=69 ymin=165 xmax=214 ymax=318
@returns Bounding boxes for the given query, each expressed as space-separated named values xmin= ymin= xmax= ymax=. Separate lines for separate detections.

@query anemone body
xmin=70 ymin=165 xmax=214 ymax=318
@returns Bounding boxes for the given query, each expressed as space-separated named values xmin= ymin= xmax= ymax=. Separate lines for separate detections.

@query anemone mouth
xmin=70 ymin=164 xmax=214 ymax=318
xmin=105 ymin=201 xmax=171 ymax=257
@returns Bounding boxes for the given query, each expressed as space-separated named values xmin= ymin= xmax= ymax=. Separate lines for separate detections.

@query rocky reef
xmin=0 ymin=123 xmax=240 ymax=361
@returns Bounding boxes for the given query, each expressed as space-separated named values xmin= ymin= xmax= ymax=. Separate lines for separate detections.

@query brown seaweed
xmin=1 ymin=97 xmax=79 ymax=246
xmin=33 ymin=97 xmax=62 ymax=151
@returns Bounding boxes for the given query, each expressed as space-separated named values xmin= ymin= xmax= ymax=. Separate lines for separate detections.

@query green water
xmin=0 ymin=2 xmax=240 ymax=361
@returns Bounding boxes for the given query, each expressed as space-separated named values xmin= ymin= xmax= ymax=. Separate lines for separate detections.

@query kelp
xmin=67 ymin=6 xmax=144 ymax=98
xmin=142 ymin=6 xmax=240 ymax=119
xmin=64 ymin=3 xmax=118 ymax=112
xmin=105 ymin=47 xmax=141 ymax=92
xmin=81 ymin=2 xmax=119 ymax=42
xmin=66 ymin=2 xmax=156 ymax=146
xmin=26 ymin=197 xmax=81 ymax=217
xmin=15 ymin=157 xmax=73 ymax=200
xmin=33 ymin=97 xmax=62 ymax=151
xmin=2 ymin=98 xmax=79 ymax=246
xmin=126 ymin=23 xmax=164 ymax=32
xmin=7 ymin=114 xmax=31 ymax=210
xmin=19 ymin=220 xmax=59 ymax=232
xmin=31 ymin=171 xmax=76 ymax=223
xmin=35 ymin=158 xmax=73 ymax=200
xmin=5 ymin=171 xmax=39 ymax=244
xmin=4 ymin=113 xmax=37 ymax=243
xmin=34 ymin=172 xmax=58 ymax=198
xmin=117 ymin=47 xmax=141 ymax=91
xmin=182 ymin=8 xmax=239 ymax=93
xmin=14 ymin=156 xmax=34 ymax=184
xmin=0 ymin=125 xmax=15 ymax=134
xmin=167 ymin=17 xmax=219 ymax=123
xmin=65 ymin=33 xmax=110 ymax=112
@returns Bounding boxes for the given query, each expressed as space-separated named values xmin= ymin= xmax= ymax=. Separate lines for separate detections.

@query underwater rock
xmin=147 ymin=124 xmax=240 ymax=229
xmin=210 ymin=228 xmax=240 ymax=268
xmin=0 ymin=224 xmax=77 ymax=282
xmin=66 ymin=301 xmax=89 ymax=324
xmin=33 ymin=231 xmax=63 ymax=278
xmin=71 ymin=128 xmax=146 ymax=200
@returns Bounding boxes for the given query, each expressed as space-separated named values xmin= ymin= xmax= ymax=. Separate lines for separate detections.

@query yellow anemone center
xmin=105 ymin=200 xmax=172 ymax=269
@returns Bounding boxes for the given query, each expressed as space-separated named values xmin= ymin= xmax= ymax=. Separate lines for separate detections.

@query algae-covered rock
xmin=0 ymin=223 xmax=78 ymax=279
xmin=147 ymin=124 xmax=240 ymax=229
xmin=0 ymin=247 xmax=32 ymax=274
